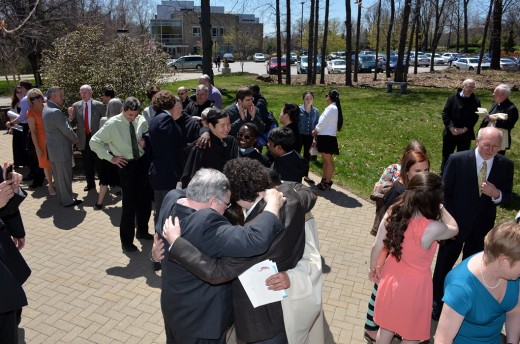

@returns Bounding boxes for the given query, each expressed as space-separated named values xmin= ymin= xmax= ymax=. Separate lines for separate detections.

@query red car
xmin=267 ymin=57 xmax=287 ymax=75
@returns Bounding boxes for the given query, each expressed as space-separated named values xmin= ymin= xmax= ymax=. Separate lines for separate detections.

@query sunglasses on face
xmin=30 ymin=95 xmax=42 ymax=101
xmin=178 ymin=92 xmax=185 ymax=96
xmin=237 ymin=132 xmax=253 ymax=140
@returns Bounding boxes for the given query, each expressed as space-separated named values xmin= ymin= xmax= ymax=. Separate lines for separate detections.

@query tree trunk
xmin=373 ymin=0 xmax=382 ymax=81
xmin=463 ymin=0 xmax=469 ymax=52
xmin=490 ymin=0 xmax=502 ymax=70
xmin=478 ymin=0 xmax=494 ymax=74
xmin=320 ymin=0 xmax=330 ymax=84
xmin=394 ymin=0 xmax=412 ymax=82
xmin=312 ymin=0 xmax=319 ymax=84
xmin=345 ymin=0 xmax=353 ymax=85
xmin=276 ymin=0 xmax=283 ymax=84
xmin=201 ymin=0 xmax=213 ymax=80
xmin=385 ymin=0 xmax=395 ymax=78
xmin=286 ymin=0 xmax=291 ymax=84
xmin=307 ymin=0 xmax=315 ymax=85
xmin=353 ymin=3 xmax=361 ymax=82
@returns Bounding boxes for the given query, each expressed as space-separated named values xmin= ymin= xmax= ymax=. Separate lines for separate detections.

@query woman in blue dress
xmin=435 ymin=221 xmax=520 ymax=344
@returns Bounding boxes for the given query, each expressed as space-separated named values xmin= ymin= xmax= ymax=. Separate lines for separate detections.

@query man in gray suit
xmin=72 ymin=84 xmax=106 ymax=191
xmin=42 ymin=87 xmax=81 ymax=207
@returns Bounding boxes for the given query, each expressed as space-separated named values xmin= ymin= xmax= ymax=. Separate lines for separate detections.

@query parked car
xmin=328 ymin=51 xmax=347 ymax=60
xmin=169 ymin=55 xmax=203 ymax=70
xmin=499 ymin=58 xmax=517 ymax=71
xmin=296 ymin=55 xmax=323 ymax=74
xmin=290 ymin=53 xmax=298 ymax=64
xmin=267 ymin=57 xmax=287 ymax=74
xmin=453 ymin=57 xmax=490 ymax=71
xmin=327 ymin=59 xmax=347 ymax=74
xmin=408 ymin=54 xmax=430 ymax=67
xmin=424 ymin=53 xmax=446 ymax=65
xmin=352 ymin=55 xmax=382 ymax=73
xmin=254 ymin=53 xmax=266 ymax=62
xmin=223 ymin=53 xmax=234 ymax=62
xmin=441 ymin=52 xmax=460 ymax=64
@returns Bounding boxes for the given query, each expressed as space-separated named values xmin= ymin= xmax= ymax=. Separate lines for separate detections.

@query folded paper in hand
xmin=239 ymin=259 xmax=287 ymax=308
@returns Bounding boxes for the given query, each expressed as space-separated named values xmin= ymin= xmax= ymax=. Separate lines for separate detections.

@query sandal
xmin=303 ymin=176 xmax=315 ymax=184
xmin=94 ymin=203 xmax=103 ymax=210
xmin=317 ymin=180 xmax=333 ymax=190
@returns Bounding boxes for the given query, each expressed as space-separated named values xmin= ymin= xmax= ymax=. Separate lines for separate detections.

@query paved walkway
xmin=3 ymin=132 xmax=386 ymax=344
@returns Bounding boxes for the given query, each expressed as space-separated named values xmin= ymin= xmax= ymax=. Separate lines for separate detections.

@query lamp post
xmin=300 ymin=1 xmax=305 ymax=52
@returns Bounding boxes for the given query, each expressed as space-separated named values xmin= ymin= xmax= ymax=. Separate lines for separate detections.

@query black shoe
xmin=64 ymin=199 xmax=83 ymax=207
xmin=122 ymin=244 xmax=138 ymax=252
xmin=136 ymin=233 xmax=153 ymax=240
xmin=84 ymin=185 xmax=95 ymax=192
xmin=304 ymin=176 xmax=315 ymax=184
xmin=94 ymin=203 xmax=103 ymax=210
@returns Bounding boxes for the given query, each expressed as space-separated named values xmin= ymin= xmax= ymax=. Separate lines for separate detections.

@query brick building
xmin=150 ymin=0 xmax=263 ymax=58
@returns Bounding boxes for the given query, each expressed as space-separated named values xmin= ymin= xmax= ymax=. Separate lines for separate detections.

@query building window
xmin=212 ymin=27 xmax=218 ymax=37
xmin=219 ymin=28 xmax=224 ymax=36
xmin=193 ymin=27 xmax=201 ymax=37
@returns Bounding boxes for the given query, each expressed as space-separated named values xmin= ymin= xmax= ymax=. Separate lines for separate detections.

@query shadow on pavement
xmin=106 ymin=239 xmax=161 ymax=289
xmin=312 ymin=186 xmax=363 ymax=208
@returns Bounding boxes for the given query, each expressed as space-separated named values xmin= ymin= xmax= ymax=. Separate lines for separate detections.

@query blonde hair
xmin=26 ymin=88 xmax=44 ymax=107
xmin=484 ymin=221 xmax=520 ymax=264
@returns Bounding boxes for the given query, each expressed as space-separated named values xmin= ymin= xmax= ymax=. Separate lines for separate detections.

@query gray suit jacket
xmin=43 ymin=101 xmax=78 ymax=162
xmin=72 ymin=99 xmax=105 ymax=149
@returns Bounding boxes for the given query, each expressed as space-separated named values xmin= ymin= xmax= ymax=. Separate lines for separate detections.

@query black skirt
xmin=317 ymin=135 xmax=339 ymax=155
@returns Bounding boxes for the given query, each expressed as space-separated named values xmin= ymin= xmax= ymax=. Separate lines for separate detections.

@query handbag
xmin=369 ymin=181 xmax=393 ymax=236
xmin=309 ymin=137 xmax=318 ymax=157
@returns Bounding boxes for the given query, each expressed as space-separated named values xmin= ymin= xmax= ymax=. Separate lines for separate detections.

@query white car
xmin=442 ymin=53 xmax=460 ymax=64
xmin=327 ymin=59 xmax=347 ymax=74
xmin=424 ymin=53 xmax=445 ymax=65
xmin=499 ymin=58 xmax=517 ymax=71
xmin=254 ymin=53 xmax=266 ymax=62
xmin=453 ymin=58 xmax=490 ymax=71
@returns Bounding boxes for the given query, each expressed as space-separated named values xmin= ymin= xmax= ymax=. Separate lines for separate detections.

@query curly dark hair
xmin=223 ymin=158 xmax=270 ymax=202
xmin=384 ymin=172 xmax=443 ymax=261
xmin=152 ymin=90 xmax=177 ymax=112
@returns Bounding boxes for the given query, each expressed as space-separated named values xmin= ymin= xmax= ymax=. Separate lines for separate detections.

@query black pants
xmin=82 ymin=135 xmax=100 ymax=188
xmin=432 ymin=238 xmax=483 ymax=311
xmin=118 ymin=158 xmax=152 ymax=246
xmin=440 ymin=133 xmax=471 ymax=174
xmin=0 ymin=310 xmax=18 ymax=344
xmin=297 ymin=134 xmax=314 ymax=177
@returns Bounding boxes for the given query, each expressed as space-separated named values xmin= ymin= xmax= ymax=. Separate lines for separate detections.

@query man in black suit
xmin=154 ymin=158 xmax=318 ymax=343
xmin=268 ymin=127 xmax=308 ymax=183
xmin=0 ymin=165 xmax=31 ymax=342
xmin=432 ymin=126 xmax=514 ymax=319
xmin=155 ymin=168 xmax=285 ymax=344
xmin=223 ymin=87 xmax=266 ymax=137
xmin=147 ymin=91 xmax=185 ymax=218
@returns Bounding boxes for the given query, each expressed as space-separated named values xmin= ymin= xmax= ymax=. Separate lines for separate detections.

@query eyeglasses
xmin=237 ymin=132 xmax=253 ymax=140
xmin=30 ymin=95 xmax=42 ymax=101
xmin=216 ymin=198 xmax=232 ymax=209
xmin=178 ymin=92 xmax=185 ymax=96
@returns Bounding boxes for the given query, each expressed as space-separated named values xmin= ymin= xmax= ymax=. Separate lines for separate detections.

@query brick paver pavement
xmin=2 ymin=132 xmax=384 ymax=344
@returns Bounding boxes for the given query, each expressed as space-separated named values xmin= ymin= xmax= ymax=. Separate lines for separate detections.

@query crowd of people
xmin=2 ymin=77 xmax=519 ymax=344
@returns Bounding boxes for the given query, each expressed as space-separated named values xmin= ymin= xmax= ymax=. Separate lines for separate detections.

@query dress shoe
xmin=94 ymin=203 xmax=103 ymax=210
xmin=122 ymin=244 xmax=138 ymax=252
xmin=48 ymin=186 xmax=57 ymax=196
xmin=303 ymin=176 xmax=315 ymax=184
xmin=64 ymin=199 xmax=83 ymax=207
xmin=136 ymin=233 xmax=154 ymax=240
xmin=84 ymin=185 xmax=95 ymax=192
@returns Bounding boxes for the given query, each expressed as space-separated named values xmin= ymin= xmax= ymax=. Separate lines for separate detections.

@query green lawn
xmin=164 ymin=73 xmax=520 ymax=222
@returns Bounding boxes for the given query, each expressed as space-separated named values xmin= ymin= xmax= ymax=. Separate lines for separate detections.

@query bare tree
xmin=286 ymin=0 xmax=291 ymax=84
xmin=353 ymin=1 xmax=362 ymax=82
xmin=385 ymin=0 xmax=396 ymax=78
xmin=394 ymin=0 xmax=413 ymax=82
xmin=200 ymin=0 xmax=213 ymax=80
xmin=307 ymin=0 xmax=315 ymax=85
xmin=373 ymin=0 xmax=382 ymax=81
xmin=276 ymin=0 xmax=282 ymax=84
xmin=477 ymin=0 xmax=493 ymax=74
xmin=320 ymin=0 xmax=330 ymax=84
xmin=311 ymin=0 xmax=320 ymax=84
xmin=490 ymin=0 xmax=502 ymax=69
xmin=345 ymin=0 xmax=353 ymax=85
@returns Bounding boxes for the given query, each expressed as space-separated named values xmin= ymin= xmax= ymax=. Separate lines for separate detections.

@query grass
xmin=164 ymin=73 xmax=520 ymax=222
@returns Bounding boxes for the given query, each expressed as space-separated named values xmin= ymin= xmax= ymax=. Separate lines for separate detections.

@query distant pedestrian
xmin=216 ymin=56 xmax=221 ymax=71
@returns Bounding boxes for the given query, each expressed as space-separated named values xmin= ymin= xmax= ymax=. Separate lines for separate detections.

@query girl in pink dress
xmin=369 ymin=172 xmax=458 ymax=343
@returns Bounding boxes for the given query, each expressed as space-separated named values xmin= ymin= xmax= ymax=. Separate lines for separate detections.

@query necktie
xmin=84 ymin=102 xmax=90 ymax=136
xmin=129 ymin=122 xmax=140 ymax=160
xmin=478 ymin=160 xmax=487 ymax=196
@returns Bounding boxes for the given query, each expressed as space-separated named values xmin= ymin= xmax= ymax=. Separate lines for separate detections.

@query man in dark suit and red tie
xmin=72 ymin=84 xmax=106 ymax=192
xmin=432 ymin=126 xmax=514 ymax=320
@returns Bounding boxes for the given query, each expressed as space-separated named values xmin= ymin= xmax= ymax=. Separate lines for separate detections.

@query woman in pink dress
xmin=369 ymin=172 xmax=458 ymax=343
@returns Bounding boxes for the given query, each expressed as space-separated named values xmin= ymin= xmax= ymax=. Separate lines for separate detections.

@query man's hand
xmin=13 ymin=237 xmax=25 ymax=250
xmin=67 ymin=106 xmax=75 ymax=119
xmin=152 ymin=233 xmax=165 ymax=262
xmin=162 ymin=216 xmax=181 ymax=245
xmin=263 ymin=188 xmax=286 ymax=218
xmin=487 ymin=114 xmax=498 ymax=122
xmin=265 ymin=272 xmax=290 ymax=290
xmin=449 ymin=127 xmax=462 ymax=136
xmin=110 ymin=156 xmax=128 ymax=168
xmin=0 ymin=180 xmax=15 ymax=208
xmin=246 ymin=103 xmax=255 ymax=119
xmin=195 ymin=132 xmax=211 ymax=149
xmin=481 ymin=180 xmax=501 ymax=199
